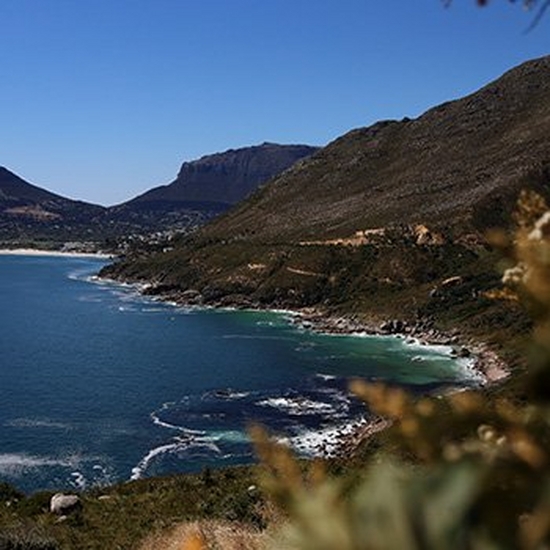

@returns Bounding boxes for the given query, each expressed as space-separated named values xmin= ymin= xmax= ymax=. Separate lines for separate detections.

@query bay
xmin=0 ymin=254 xmax=479 ymax=493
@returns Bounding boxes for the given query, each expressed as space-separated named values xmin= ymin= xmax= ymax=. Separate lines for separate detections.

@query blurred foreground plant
xmin=251 ymin=191 xmax=550 ymax=550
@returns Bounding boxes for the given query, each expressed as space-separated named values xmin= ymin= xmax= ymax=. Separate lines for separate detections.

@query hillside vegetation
xmin=2 ymin=195 xmax=550 ymax=549
xmin=104 ymin=56 xmax=550 ymax=362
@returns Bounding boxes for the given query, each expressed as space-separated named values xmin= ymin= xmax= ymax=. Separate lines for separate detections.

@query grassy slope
xmin=0 ymin=467 xmax=265 ymax=549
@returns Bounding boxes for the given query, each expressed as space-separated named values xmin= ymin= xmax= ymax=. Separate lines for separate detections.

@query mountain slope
xmin=103 ymin=56 xmax=550 ymax=354
xmin=127 ymin=142 xmax=319 ymax=207
xmin=0 ymin=143 xmax=318 ymax=247
xmin=196 ymin=56 xmax=550 ymax=243
xmin=0 ymin=167 xmax=64 ymax=204
xmin=107 ymin=143 xmax=319 ymax=232
xmin=0 ymin=167 xmax=108 ymax=244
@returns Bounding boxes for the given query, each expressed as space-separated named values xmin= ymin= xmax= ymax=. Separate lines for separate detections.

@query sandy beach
xmin=0 ymin=248 xmax=113 ymax=259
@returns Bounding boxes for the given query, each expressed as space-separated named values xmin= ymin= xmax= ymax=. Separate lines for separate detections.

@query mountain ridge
xmin=103 ymin=55 xmax=550 ymax=354
xmin=119 ymin=142 xmax=318 ymax=208
xmin=0 ymin=166 xmax=94 ymax=206
xmin=0 ymin=143 xmax=319 ymax=246
xmin=0 ymin=167 xmax=109 ymax=244
xmin=193 ymin=55 xmax=550 ymax=244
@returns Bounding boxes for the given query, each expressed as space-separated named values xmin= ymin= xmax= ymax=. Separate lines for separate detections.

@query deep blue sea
xmin=0 ymin=254 xmax=480 ymax=493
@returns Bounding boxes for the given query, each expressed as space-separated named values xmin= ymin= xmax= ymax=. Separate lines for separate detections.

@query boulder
xmin=50 ymin=493 xmax=81 ymax=515
xmin=413 ymin=224 xmax=445 ymax=246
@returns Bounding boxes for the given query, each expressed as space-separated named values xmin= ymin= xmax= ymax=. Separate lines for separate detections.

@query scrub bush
xmin=246 ymin=191 xmax=550 ymax=550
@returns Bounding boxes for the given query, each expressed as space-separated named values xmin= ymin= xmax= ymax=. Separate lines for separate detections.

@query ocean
xmin=0 ymin=254 xmax=480 ymax=493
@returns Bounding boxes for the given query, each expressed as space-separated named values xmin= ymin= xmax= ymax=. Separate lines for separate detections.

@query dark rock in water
xmin=451 ymin=346 xmax=471 ymax=358
xmin=180 ymin=289 xmax=204 ymax=305
xmin=214 ymin=388 xmax=232 ymax=399
xmin=379 ymin=319 xmax=406 ymax=334
xmin=217 ymin=294 xmax=253 ymax=308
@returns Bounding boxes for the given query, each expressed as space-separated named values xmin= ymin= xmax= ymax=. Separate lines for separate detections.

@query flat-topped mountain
xmin=0 ymin=143 xmax=319 ymax=247
xmin=104 ymin=56 xmax=550 ymax=350
xmin=114 ymin=143 xmax=318 ymax=216
xmin=105 ymin=142 xmax=318 ymax=242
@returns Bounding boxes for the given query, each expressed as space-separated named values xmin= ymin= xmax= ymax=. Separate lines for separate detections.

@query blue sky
xmin=1 ymin=1 xmax=548 ymax=206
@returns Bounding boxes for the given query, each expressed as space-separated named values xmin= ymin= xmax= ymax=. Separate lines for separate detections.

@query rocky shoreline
xmin=287 ymin=307 xmax=510 ymax=386
xmin=103 ymin=277 xmax=512 ymax=460
xmin=272 ymin=306 xmax=510 ymax=459
xmin=134 ymin=280 xmax=510 ymax=387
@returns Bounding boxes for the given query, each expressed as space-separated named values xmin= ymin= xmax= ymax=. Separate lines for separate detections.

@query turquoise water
xmin=0 ymin=254 xmax=479 ymax=492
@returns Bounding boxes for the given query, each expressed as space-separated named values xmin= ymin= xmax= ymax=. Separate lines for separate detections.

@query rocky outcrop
xmin=124 ymin=142 xmax=319 ymax=208
xmin=50 ymin=493 xmax=81 ymax=515
xmin=413 ymin=224 xmax=445 ymax=246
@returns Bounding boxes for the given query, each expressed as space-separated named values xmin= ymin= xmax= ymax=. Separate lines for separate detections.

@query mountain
xmin=0 ymin=167 xmax=108 ymax=245
xmin=128 ymin=142 xmax=319 ymax=207
xmin=194 ymin=57 xmax=550 ymax=244
xmin=109 ymin=143 xmax=319 ymax=229
xmin=0 ymin=143 xmax=318 ymax=248
xmin=0 ymin=166 xmax=64 ymax=204
xmin=103 ymin=56 xmax=550 ymax=352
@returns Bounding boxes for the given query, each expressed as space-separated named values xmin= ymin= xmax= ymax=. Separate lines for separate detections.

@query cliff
xmin=126 ymin=142 xmax=319 ymax=208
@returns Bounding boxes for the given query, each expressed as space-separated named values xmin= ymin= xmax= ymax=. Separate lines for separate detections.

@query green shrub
xmin=0 ymin=483 xmax=23 ymax=504
xmin=251 ymin=192 xmax=550 ymax=549
xmin=0 ymin=524 xmax=58 ymax=550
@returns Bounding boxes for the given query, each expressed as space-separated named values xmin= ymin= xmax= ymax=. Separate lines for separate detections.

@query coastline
xmin=282 ymin=307 xmax=510 ymax=459
xmin=276 ymin=306 xmax=510 ymax=457
xmin=134 ymin=280 xmax=511 ymax=387
xmin=98 ymin=275 xmax=512 ymax=460
xmin=286 ymin=307 xmax=510 ymax=386
xmin=0 ymin=248 xmax=113 ymax=259
xmin=0 ymin=265 xmax=514 ymax=495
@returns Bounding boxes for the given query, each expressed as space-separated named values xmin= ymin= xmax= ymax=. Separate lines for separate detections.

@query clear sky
xmin=1 ymin=1 xmax=548 ymax=206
